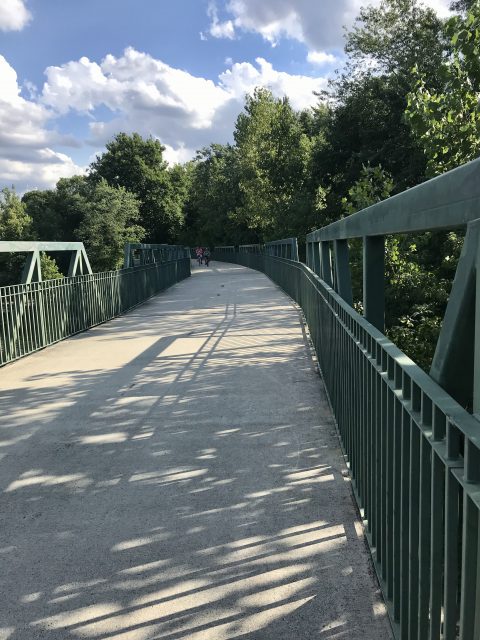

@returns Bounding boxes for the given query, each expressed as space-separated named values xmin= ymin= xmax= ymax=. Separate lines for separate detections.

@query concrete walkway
xmin=0 ymin=262 xmax=392 ymax=640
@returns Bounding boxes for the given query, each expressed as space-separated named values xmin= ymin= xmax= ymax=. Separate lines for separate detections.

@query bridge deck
xmin=0 ymin=262 xmax=391 ymax=640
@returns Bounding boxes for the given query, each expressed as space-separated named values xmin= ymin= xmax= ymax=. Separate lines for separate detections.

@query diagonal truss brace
xmin=430 ymin=218 xmax=480 ymax=411
xmin=0 ymin=241 xmax=92 ymax=283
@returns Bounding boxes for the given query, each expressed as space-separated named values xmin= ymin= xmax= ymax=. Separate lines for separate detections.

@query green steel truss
xmin=215 ymin=157 xmax=480 ymax=640
xmin=0 ymin=241 xmax=92 ymax=283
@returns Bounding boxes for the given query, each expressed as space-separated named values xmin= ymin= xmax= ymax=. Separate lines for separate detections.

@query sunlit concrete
xmin=0 ymin=262 xmax=392 ymax=639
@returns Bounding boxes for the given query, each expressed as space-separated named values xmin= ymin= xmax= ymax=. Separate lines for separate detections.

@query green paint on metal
xmin=334 ymin=239 xmax=353 ymax=306
xmin=363 ymin=236 xmax=385 ymax=332
xmin=0 ymin=241 xmax=93 ymax=283
xmin=430 ymin=220 xmax=480 ymax=409
xmin=308 ymin=156 xmax=480 ymax=241
xmin=320 ymin=241 xmax=332 ymax=286
xmin=0 ymin=257 xmax=191 ymax=367
xmin=238 ymin=238 xmax=299 ymax=261
xmin=124 ymin=243 xmax=190 ymax=268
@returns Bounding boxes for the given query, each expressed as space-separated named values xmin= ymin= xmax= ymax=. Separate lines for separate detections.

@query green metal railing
xmin=215 ymin=238 xmax=299 ymax=260
xmin=215 ymin=158 xmax=480 ymax=640
xmin=123 ymin=243 xmax=190 ymax=268
xmin=0 ymin=258 xmax=190 ymax=366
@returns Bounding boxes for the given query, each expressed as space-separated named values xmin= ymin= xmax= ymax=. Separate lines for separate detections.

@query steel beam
xmin=20 ymin=250 xmax=42 ymax=283
xmin=313 ymin=242 xmax=321 ymax=276
xmin=334 ymin=239 xmax=353 ymax=306
xmin=430 ymin=220 xmax=480 ymax=409
xmin=307 ymin=157 xmax=480 ymax=241
xmin=363 ymin=236 xmax=385 ymax=332
xmin=320 ymin=241 xmax=333 ymax=286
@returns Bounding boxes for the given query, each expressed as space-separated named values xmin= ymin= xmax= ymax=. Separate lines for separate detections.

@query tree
xmin=23 ymin=176 xmax=93 ymax=242
xmin=40 ymin=253 xmax=64 ymax=280
xmin=75 ymin=180 xmax=144 ymax=272
xmin=232 ymin=88 xmax=314 ymax=240
xmin=406 ymin=4 xmax=480 ymax=175
xmin=183 ymin=144 xmax=252 ymax=246
xmin=345 ymin=0 xmax=445 ymax=83
xmin=0 ymin=188 xmax=32 ymax=240
xmin=0 ymin=188 xmax=34 ymax=285
xmin=89 ymin=132 xmax=184 ymax=243
xmin=22 ymin=190 xmax=63 ymax=240
xmin=21 ymin=176 xmax=144 ymax=272
xmin=320 ymin=0 xmax=446 ymax=209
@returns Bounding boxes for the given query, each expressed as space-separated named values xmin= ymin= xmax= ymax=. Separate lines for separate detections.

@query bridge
xmin=1 ymin=159 xmax=480 ymax=640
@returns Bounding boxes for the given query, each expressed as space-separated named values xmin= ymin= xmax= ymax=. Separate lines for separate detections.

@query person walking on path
xmin=196 ymin=247 xmax=204 ymax=266
xmin=204 ymin=248 xmax=211 ymax=267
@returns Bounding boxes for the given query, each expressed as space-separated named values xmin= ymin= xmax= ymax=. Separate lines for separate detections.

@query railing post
xmin=320 ymin=241 xmax=333 ymax=286
xmin=123 ymin=244 xmax=131 ymax=268
xmin=292 ymin=238 xmax=299 ymax=261
xmin=313 ymin=242 xmax=321 ymax=276
xmin=334 ymin=239 xmax=353 ymax=306
xmin=363 ymin=235 xmax=385 ymax=332
xmin=473 ymin=225 xmax=480 ymax=414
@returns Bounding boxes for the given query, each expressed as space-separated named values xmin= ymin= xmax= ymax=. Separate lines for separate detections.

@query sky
xmin=0 ymin=0 xmax=451 ymax=193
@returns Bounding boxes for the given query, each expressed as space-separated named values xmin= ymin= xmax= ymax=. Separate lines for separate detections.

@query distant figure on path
xmin=204 ymin=248 xmax=211 ymax=267
xmin=196 ymin=247 xmax=203 ymax=265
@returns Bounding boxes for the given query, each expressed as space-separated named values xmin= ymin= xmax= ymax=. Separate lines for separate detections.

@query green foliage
xmin=75 ymin=180 xmax=144 ymax=272
xmin=388 ymin=315 xmax=443 ymax=370
xmin=345 ymin=0 xmax=445 ymax=81
xmin=342 ymin=165 xmax=394 ymax=214
xmin=22 ymin=176 xmax=91 ymax=242
xmin=406 ymin=3 xmax=480 ymax=175
xmin=21 ymin=175 xmax=144 ymax=272
xmin=40 ymin=253 xmax=63 ymax=280
xmin=0 ymin=188 xmax=34 ymax=285
xmin=182 ymin=144 xmax=253 ymax=246
xmin=22 ymin=190 xmax=62 ymax=240
xmin=89 ymin=132 xmax=186 ymax=243
xmin=232 ymin=88 xmax=315 ymax=240
xmin=0 ymin=187 xmax=32 ymax=240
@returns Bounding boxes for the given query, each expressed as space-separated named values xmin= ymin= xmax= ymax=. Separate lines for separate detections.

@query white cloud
xmin=209 ymin=0 xmax=451 ymax=51
xmin=217 ymin=0 xmax=362 ymax=49
xmin=0 ymin=0 xmax=31 ymax=31
xmin=307 ymin=51 xmax=337 ymax=66
xmin=41 ymin=48 xmax=328 ymax=167
xmin=0 ymin=56 xmax=82 ymax=193
xmin=422 ymin=0 xmax=452 ymax=18
xmin=163 ymin=144 xmax=197 ymax=165
xmin=208 ymin=1 xmax=236 ymax=39
xmin=219 ymin=57 xmax=327 ymax=111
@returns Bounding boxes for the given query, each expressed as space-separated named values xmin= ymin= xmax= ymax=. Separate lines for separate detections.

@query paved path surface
xmin=0 ymin=262 xmax=392 ymax=640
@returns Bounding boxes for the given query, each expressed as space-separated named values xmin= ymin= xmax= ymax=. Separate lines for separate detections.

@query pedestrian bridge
xmin=2 ymin=158 xmax=480 ymax=640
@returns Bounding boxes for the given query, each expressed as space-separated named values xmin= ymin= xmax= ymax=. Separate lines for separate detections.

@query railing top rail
xmin=0 ymin=258 xmax=190 ymax=295
xmin=307 ymin=156 xmax=480 ymax=242
xmin=0 ymin=241 xmax=87 ymax=252
xmin=124 ymin=243 xmax=177 ymax=249
xmin=265 ymin=237 xmax=297 ymax=246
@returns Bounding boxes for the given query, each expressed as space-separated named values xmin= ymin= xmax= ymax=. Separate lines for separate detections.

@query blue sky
xmin=0 ymin=0 xmax=450 ymax=193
